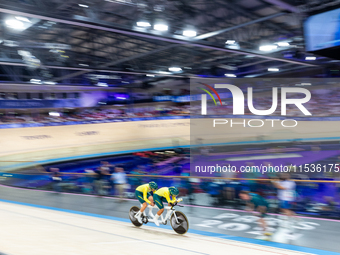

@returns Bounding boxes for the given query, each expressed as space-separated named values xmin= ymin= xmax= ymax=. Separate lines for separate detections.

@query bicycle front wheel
xmin=129 ymin=206 xmax=142 ymax=227
xmin=170 ymin=211 xmax=189 ymax=234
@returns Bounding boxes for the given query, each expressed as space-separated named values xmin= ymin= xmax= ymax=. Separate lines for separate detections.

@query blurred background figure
xmin=112 ymin=166 xmax=127 ymax=201
xmin=50 ymin=168 xmax=62 ymax=192
xmin=272 ymin=173 xmax=297 ymax=230
xmin=94 ymin=166 xmax=110 ymax=196
xmin=83 ymin=169 xmax=95 ymax=194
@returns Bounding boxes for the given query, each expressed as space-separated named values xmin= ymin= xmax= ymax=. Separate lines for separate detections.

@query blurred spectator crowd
xmin=0 ymin=105 xmax=190 ymax=125
xmin=2 ymin=86 xmax=340 ymax=126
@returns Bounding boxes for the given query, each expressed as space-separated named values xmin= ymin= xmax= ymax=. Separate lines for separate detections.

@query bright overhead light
xmin=225 ymin=74 xmax=237 ymax=77
xmin=79 ymin=63 xmax=89 ymax=67
xmin=154 ymin=24 xmax=168 ymax=31
xmin=168 ymin=67 xmax=182 ymax=72
xmin=146 ymin=74 xmax=155 ymax=77
xmin=226 ymin=42 xmax=240 ymax=49
xmin=259 ymin=45 xmax=277 ymax=51
xmin=18 ymin=50 xmax=32 ymax=57
xmin=44 ymin=81 xmax=56 ymax=85
xmin=137 ymin=21 xmax=151 ymax=27
xmin=49 ymin=112 xmax=60 ymax=117
xmin=225 ymin=40 xmax=236 ymax=44
xmin=78 ymin=4 xmax=88 ymax=7
xmin=5 ymin=19 xmax=24 ymax=30
xmin=97 ymin=82 xmax=108 ymax=87
xmin=15 ymin=16 xmax=31 ymax=23
xmin=183 ymin=30 xmax=197 ymax=37
xmin=277 ymin=41 xmax=290 ymax=47
xmin=158 ymin=71 xmax=171 ymax=74
xmin=30 ymin=79 xmax=41 ymax=84
xmin=305 ymin=56 xmax=316 ymax=60
xmin=268 ymin=68 xmax=279 ymax=72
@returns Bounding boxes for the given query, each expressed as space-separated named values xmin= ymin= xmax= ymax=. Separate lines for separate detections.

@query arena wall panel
xmin=1 ymin=118 xmax=340 ymax=170
xmin=0 ymin=119 xmax=190 ymax=165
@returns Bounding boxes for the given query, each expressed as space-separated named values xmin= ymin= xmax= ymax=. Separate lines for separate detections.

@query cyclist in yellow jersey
xmin=153 ymin=186 xmax=179 ymax=226
xmin=134 ymin=182 xmax=158 ymax=224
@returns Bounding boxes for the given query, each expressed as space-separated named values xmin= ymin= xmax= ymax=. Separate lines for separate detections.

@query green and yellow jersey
xmin=135 ymin=184 xmax=152 ymax=204
xmin=154 ymin=187 xmax=177 ymax=204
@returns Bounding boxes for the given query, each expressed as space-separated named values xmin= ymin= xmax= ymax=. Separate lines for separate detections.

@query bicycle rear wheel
xmin=129 ymin=206 xmax=142 ymax=227
xmin=170 ymin=211 xmax=189 ymax=234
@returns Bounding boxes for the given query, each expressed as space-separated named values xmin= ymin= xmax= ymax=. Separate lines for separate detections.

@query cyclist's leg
xmin=134 ymin=190 xmax=147 ymax=223
xmin=135 ymin=190 xmax=148 ymax=211
xmin=154 ymin=194 xmax=164 ymax=214
xmin=148 ymin=192 xmax=154 ymax=205
xmin=140 ymin=202 xmax=147 ymax=212
xmin=153 ymin=194 xmax=165 ymax=226
xmin=145 ymin=192 xmax=155 ymax=217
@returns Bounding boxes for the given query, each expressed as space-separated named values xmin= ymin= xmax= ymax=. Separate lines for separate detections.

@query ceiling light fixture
xmin=154 ymin=23 xmax=168 ymax=31
xmin=49 ymin=112 xmax=60 ymax=117
xmin=5 ymin=19 xmax=24 ymax=30
xmin=30 ymin=79 xmax=41 ymax=84
xmin=97 ymin=82 xmax=108 ymax=87
xmin=277 ymin=42 xmax=290 ymax=47
xmin=15 ymin=16 xmax=31 ymax=23
xmin=137 ymin=21 xmax=151 ymax=27
xmin=224 ymin=74 xmax=237 ymax=77
xmin=168 ymin=67 xmax=182 ymax=72
xmin=226 ymin=41 xmax=240 ymax=49
xmin=44 ymin=81 xmax=57 ymax=85
xmin=78 ymin=4 xmax=89 ymax=7
xmin=158 ymin=71 xmax=171 ymax=74
xmin=268 ymin=68 xmax=279 ymax=72
xmin=305 ymin=56 xmax=316 ymax=60
xmin=183 ymin=30 xmax=197 ymax=37
xmin=259 ymin=45 xmax=277 ymax=51
xmin=225 ymin=40 xmax=236 ymax=44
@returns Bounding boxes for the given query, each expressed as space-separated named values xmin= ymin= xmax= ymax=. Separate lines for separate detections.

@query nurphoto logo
xmin=200 ymin=83 xmax=312 ymax=128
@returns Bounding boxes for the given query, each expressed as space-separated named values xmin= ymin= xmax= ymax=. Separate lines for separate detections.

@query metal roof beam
xmin=0 ymin=7 xmax=317 ymax=80
xmin=237 ymin=63 xmax=293 ymax=76
xmin=255 ymin=65 xmax=322 ymax=77
xmin=220 ymin=1 xmax=294 ymax=35
xmin=51 ymin=44 xmax=178 ymax=82
xmin=195 ymin=12 xmax=286 ymax=40
xmin=261 ymin=0 xmax=300 ymax=13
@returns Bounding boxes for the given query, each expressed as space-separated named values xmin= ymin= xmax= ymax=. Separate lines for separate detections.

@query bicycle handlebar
xmin=170 ymin=198 xmax=184 ymax=209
